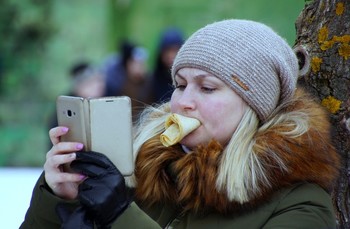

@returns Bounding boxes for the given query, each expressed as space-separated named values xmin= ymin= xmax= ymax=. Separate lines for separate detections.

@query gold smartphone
xmin=56 ymin=96 xmax=134 ymax=176
xmin=56 ymin=96 xmax=88 ymax=148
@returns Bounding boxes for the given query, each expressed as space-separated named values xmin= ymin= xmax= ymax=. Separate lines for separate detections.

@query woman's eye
xmin=201 ymin=87 xmax=216 ymax=93
xmin=176 ymin=84 xmax=186 ymax=90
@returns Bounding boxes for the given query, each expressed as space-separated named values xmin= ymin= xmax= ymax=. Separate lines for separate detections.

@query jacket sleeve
xmin=263 ymin=183 xmax=337 ymax=229
xmin=19 ymin=172 xmax=80 ymax=229
xmin=19 ymin=172 xmax=166 ymax=229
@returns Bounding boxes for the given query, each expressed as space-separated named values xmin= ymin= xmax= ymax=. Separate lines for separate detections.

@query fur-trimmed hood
xmin=133 ymin=88 xmax=340 ymax=215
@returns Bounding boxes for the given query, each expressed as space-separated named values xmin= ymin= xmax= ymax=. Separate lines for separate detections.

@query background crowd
xmin=0 ymin=0 xmax=305 ymax=167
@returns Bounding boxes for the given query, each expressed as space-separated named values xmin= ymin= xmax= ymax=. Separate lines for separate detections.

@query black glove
xmin=56 ymin=204 xmax=93 ymax=229
xmin=71 ymin=151 xmax=130 ymax=228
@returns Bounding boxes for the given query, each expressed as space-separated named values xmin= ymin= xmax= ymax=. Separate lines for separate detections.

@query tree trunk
xmin=294 ymin=0 xmax=350 ymax=228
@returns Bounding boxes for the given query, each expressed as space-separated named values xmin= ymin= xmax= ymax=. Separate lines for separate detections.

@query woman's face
xmin=170 ymin=68 xmax=248 ymax=149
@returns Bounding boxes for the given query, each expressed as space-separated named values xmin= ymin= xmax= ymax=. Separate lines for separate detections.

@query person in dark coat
xmin=152 ymin=27 xmax=184 ymax=103
xmin=102 ymin=40 xmax=153 ymax=121
xmin=21 ymin=19 xmax=340 ymax=229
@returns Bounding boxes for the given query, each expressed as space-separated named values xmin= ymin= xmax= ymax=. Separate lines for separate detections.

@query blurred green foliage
xmin=0 ymin=0 xmax=305 ymax=167
xmin=0 ymin=0 xmax=54 ymax=98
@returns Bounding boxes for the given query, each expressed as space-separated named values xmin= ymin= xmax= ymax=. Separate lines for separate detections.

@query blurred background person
xmin=69 ymin=62 xmax=106 ymax=99
xmin=101 ymin=40 xmax=153 ymax=122
xmin=152 ymin=27 xmax=184 ymax=103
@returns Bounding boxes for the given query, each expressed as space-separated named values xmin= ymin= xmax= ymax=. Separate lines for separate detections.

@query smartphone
xmin=56 ymin=95 xmax=134 ymax=176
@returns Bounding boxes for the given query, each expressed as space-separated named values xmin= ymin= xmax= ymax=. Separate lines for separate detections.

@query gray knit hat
xmin=171 ymin=19 xmax=298 ymax=121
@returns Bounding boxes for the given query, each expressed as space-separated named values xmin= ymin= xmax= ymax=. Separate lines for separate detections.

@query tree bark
xmin=294 ymin=0 xmax=350 ymax=228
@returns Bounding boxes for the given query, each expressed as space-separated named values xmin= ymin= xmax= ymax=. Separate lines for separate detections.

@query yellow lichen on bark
xmin=318 ymin=26 xmax=350 ymax=59
xmin=321 ymin=96 xmax=342 ymax=114
xmin=336 ymin=2 xmax=344 ymax=16
xmin=320 ymin=40 xmax=334 ymax=50
xmin=311 ymin=57 xmax=323 ymax=73
xmin=339 ymin=43 xmax=350 ymax=60
xmin=334 ymin=35 xmax=350 ymax=43
xmin=318 ymin=26 xmax=329 ymax=44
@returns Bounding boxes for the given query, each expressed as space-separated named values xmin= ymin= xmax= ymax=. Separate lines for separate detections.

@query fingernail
xmin=62 ymin=127 xmax=69 ymax=133
xmin=80 ymin=174 xmax=86 ymax=180
xmin=76 ymin=143 xmax=83 ymax=150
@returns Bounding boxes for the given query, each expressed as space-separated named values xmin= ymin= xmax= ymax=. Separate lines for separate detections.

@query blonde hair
xmin=216 ymin=103 xmax=310 ymax=203
xmin=125 ymin=103 xmax=170 ymax=187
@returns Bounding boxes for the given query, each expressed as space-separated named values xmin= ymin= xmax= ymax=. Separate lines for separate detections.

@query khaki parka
xmin=20 ymin=175 xmax=336 ymax=228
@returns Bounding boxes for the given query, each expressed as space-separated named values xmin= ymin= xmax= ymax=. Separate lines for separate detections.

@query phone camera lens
xmin=67 ymin=110 xmax=72 ymax=117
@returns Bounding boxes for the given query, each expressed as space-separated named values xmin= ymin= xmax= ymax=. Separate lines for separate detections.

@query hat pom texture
xmin=172 ymin=19 xmax=298 ymax=121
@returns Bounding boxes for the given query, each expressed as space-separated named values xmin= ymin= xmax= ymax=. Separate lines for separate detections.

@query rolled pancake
xmin=160 ymin=113 xmax=200 ymax=147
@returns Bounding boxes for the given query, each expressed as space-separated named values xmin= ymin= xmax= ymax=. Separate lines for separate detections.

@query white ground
xmin=0 ymin=167 xmax=43 ymax=229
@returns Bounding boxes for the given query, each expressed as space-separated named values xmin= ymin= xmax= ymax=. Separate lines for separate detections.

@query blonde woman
xmin=21 ymin=19 xmax=340 ymax=229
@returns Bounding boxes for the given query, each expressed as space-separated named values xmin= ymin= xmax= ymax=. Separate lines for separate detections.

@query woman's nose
xmin=177 ymin=88 xmax=196 ymax=110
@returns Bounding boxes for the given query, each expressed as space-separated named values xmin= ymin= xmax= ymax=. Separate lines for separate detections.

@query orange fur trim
xmin=134 ymin=135 xmax=183 ymax=206
xmin=253 ymin=89 xmax=340 ymax=198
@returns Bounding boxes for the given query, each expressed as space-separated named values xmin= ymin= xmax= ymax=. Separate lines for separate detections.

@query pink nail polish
xmin=80 ymin=174 xmax=86 ymax=180
xmin=62 ymin=127 xmax=69 ymax=133
xmin=76 ymin=143 xmax=83 ymax=150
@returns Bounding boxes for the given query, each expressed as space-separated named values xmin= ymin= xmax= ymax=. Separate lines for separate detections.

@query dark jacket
xmin=152 ymin=27 xmax=184 ymax=103
xmin=20 ymin=89 xmax=340 ymax=228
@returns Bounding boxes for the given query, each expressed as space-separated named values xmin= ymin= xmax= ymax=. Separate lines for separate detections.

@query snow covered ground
xmin=0 ymin=167 xmax=43 ymax=229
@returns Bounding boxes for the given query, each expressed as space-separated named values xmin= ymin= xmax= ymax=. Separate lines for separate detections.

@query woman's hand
xmin=44 ymin=127 xmax=86 ymax=200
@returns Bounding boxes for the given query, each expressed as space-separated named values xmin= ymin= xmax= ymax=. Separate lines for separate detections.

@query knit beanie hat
xmin=171 ymin=19 xmax=299 ymax=121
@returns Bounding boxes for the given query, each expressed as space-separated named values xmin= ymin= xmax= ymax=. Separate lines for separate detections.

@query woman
xmin=102 ymin=41 xmax=153 ymax=122
xmin=21 ymin=19 xmax=340 ymax=228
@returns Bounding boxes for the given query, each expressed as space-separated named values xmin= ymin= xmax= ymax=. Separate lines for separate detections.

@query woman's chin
xmin=180 ymin=135 xmax=208 ymax=149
